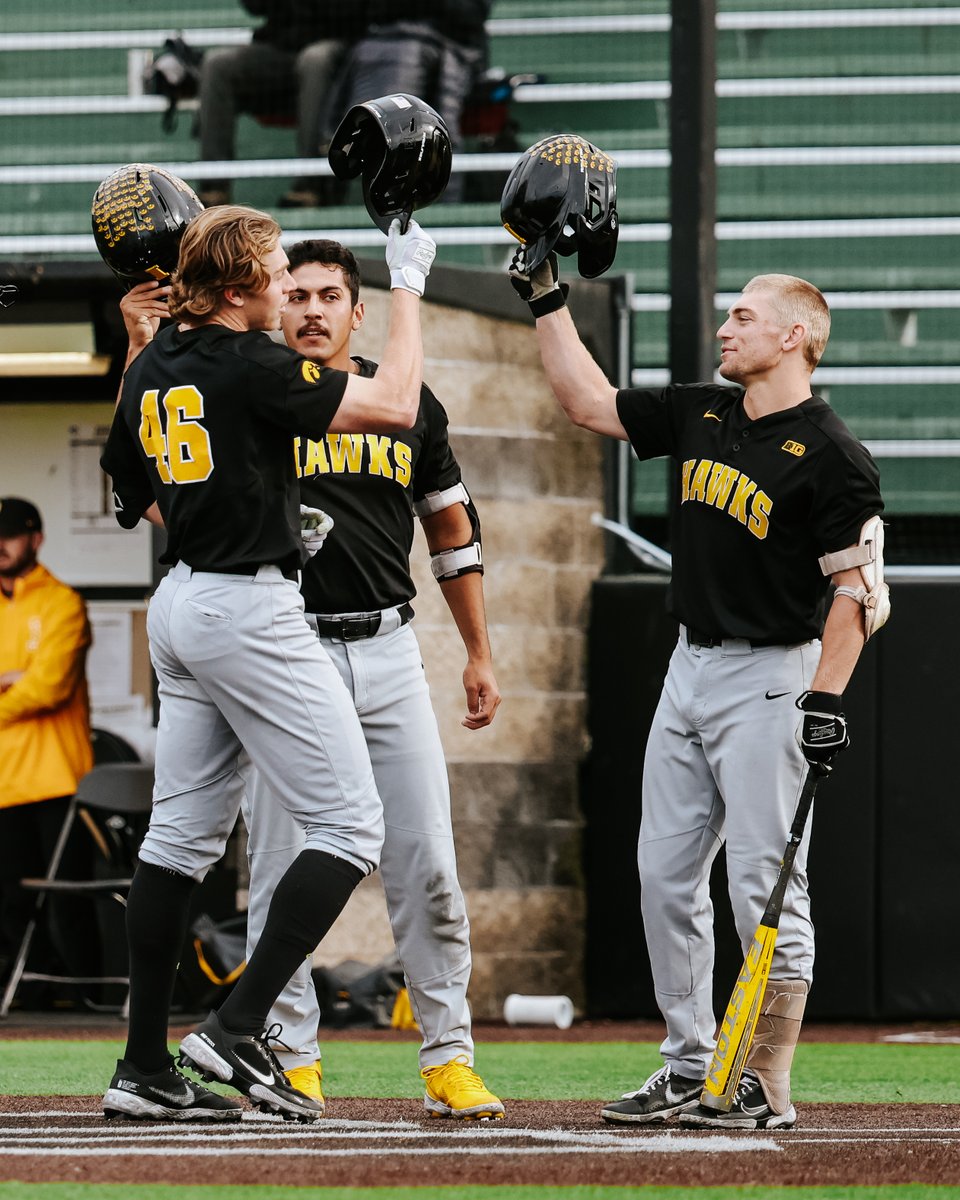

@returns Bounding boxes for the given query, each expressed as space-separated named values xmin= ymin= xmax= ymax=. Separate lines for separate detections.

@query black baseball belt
xmin=311 ymin=602 xmax=414 ymax=641
xmin=685 ymin=625 xmax=793 ymax=650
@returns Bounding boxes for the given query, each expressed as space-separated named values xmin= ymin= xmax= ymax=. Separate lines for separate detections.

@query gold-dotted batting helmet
xmin=92 ymin=163 xmax=204 ymax=289
xmin=501 ymin=134 xmax=619 ymax=279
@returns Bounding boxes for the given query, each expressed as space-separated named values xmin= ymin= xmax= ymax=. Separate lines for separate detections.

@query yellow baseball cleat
xmin=421 ymin=1056 xmax=505 ymax=1121
xmin=284 ymin=1060 xmax=325 ymax=1111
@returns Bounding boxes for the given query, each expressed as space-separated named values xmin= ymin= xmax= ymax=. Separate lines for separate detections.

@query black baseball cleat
xmin=601 ymin=1064 xmax=705 ymax=1124
xmin=679 ymin=1070 xmax=797 ymax=1130
xmin=102 ymin=1058 xmax=243 ymax=1121
xmin=178 ymin=1011 xmax=323 ymax=1123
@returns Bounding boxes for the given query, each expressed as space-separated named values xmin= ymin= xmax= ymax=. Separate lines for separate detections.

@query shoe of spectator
xmin=278 ymin=178 xmax=347 ymax=208
xmin=198 ymin=188 xmax=230 ymax=207
xmin=277 ymin=188 xmax=321 ymax=208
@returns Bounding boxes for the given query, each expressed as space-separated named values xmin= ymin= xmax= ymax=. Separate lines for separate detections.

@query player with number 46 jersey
xmin=99 ymin=203 xmax=437 ymax=1125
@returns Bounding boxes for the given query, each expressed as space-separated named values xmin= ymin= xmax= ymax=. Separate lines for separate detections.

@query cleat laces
xmin=624 ymin=1064 xmax=670 ymax=1100
xmin=258 ymin=1023 xmax=293 ymax=1077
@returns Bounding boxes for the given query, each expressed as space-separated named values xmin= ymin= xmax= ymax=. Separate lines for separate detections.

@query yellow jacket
xmin=0 ymin=562 xmax=93 ymax=808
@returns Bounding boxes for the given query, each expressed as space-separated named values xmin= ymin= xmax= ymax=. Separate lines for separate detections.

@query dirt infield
xmin=4 ymin=1020 xmax=960 ymax=1188
xmin=3 ymin=1095 xmax=960 ymax=1188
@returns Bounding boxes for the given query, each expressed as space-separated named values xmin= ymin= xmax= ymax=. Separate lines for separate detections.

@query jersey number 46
xmin=139 ymin=386 xmax=214 ymax=484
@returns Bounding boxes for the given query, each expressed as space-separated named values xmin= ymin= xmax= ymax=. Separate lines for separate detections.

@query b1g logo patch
xmin=301 ymin=360 xmax=321 ymax=385
xmin=781 ymin=439 xmax=806 ymax=457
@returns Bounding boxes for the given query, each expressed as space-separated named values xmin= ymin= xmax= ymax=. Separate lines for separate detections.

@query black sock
xmin=217 ymin=849 xmax=362 ymax=1035
xmin=122 ymin=861 xmax=196 ymax=1073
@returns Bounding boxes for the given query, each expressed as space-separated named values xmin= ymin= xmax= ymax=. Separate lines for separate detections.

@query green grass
xmin=2 ymin=1037 xmax=959 ymax=1104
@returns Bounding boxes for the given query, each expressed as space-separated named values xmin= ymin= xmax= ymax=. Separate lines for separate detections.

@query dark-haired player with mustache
xmin=245 ymin=240 xmax=504 ymax=1121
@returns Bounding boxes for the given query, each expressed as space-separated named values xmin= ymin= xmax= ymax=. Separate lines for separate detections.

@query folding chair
xmin=0 ymin=762 xmax=155 ymax=1018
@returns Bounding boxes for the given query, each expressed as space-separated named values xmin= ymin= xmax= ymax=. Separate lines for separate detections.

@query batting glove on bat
xmin=797 ymin=690 xmax=850 ymax=768
xmin=385 ymin=218 xmax=436 ymax=296
xmin=508 ymin=249 xmax=569 ymax=317
xmin=300 ymin=504 xmax=334 ymax=557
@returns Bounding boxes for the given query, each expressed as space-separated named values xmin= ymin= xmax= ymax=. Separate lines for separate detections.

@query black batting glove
xmin=797 ymin=690 xmax=850 ymax=769
xmin=508 ymin=249 xmax=569 ymax=317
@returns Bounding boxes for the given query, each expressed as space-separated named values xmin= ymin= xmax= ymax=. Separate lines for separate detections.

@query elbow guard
xmin=818 ymin=514 xmax=891 ymax=641
xmin=417 ymin=483 xmax=484 ymax=582
xmin=430 ymin=541 xmax=483 ymax=581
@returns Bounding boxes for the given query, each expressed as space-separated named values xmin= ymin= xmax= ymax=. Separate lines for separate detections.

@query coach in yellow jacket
xmin=0 ymin=497 xmax=94 ymax=998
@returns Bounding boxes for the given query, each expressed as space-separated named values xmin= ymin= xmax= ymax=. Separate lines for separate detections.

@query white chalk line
xmin=0 ymin=1116 xmax=777 ymax=1156
xmin=779 ymin=1135 xmax=960 ymax=1145
xmin=0 ymin=1136 xmax=777 ymax=1157
xmin=2 ymin=1112 xmax=954 ymax=1137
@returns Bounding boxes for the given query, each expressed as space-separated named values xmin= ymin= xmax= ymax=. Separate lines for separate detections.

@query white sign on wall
xmin=1 ymin=403 xmax=152 ymax=587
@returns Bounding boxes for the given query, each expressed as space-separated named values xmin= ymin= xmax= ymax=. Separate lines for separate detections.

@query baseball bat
xmin=699 ymin=762 xmax=828 ymax=1111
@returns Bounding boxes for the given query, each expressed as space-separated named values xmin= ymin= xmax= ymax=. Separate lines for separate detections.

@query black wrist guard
xmin=528 ymin=281 xmax=570 ymax=318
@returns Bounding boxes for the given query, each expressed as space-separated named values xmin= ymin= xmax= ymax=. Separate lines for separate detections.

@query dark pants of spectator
xmin=335 ymin=25 xmax=485 ymax=203
xmin=0 ymin=796 xmax=99 ymax=1004
xmin=198 ymin=39 xmax=347 ymax=196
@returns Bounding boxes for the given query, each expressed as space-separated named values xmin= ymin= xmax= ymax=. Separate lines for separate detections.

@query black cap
xmin=0 ymin=497 xmax=43 ymax=537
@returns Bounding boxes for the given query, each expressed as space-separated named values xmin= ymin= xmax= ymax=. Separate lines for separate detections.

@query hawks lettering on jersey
xmin=681 ymin=457 xmax=772 ymax=540
xmin=293 ymin=434 xmax=413 ymax=487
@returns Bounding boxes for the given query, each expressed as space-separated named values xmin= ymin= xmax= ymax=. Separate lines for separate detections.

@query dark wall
xmin=582 ymin=575 xmax=956 ymax=1020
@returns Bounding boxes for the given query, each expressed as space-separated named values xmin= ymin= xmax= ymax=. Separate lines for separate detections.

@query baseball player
xmin=120 ymin=239 xmax=504 ymax=1118
xmin=99 ymin=204 xmax=437 ymax=1123
xmin=239 ymin=238 xmax=503 ymax=1120
xmin=509 ymin=256 xmax=887 ymax=1129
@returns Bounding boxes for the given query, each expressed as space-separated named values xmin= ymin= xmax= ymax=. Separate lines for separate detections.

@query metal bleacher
xmin=0 ymin=0 xmax=958 ymax=530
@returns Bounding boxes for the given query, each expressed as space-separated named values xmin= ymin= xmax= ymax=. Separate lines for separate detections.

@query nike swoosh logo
xmin=764 ymin=690 xmax=790 ymax=700
xmin=151 ymin=1086 xmax=192 ymax=1103
xmin=238 ymin=1058 xmax=276 ymax=1086
xmin=703 ymin=410 xmax=722 ymax=421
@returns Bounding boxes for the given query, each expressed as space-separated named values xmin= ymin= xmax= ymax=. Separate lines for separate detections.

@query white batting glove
xmin=386 ymin=218 xmax=436 ymax=296
xmin=300 ymin=504 xmax=334 ymax=557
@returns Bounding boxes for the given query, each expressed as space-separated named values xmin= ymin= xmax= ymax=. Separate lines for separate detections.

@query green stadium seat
xmin=0 ymin=2 xmax=957 ymax=518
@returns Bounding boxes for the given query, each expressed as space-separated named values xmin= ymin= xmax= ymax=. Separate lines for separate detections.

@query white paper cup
xmin=503 ymin=993 xmax=574 ymax=1029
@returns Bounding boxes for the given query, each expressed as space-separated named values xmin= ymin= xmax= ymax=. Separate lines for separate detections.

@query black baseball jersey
xmin=296 ymin=357 xmax=462 ymax=613
xmin=616 ymin=383 xmax=884 ymax=643
xmin=101 ymin=324 xmax=348 ymax=572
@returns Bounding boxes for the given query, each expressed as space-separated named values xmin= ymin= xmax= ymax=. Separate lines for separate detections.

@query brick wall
xmin=305 ymin=290 xmax=604 ymax=1020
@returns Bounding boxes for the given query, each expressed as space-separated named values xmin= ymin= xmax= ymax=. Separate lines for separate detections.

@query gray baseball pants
xmin=140 ymin=563 xmax=383 ymax=882
xmin=638 ymin=631 xmax=821 ymax=1079
xmin=243 ymin=619 xmax=473 ymax=1070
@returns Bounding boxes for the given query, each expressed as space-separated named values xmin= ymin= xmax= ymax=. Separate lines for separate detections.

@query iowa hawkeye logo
xmin=681 ymin=457 xmax=771 ymax=540
xmin=293 ymin=434 xmax=413 ymax=486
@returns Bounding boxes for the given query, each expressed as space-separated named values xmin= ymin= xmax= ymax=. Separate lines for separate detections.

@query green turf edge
xmin=4 ymin=1186 xmax=960 ymax=1200
xmin=2 ymin=1039 xmax=959 ymax=1104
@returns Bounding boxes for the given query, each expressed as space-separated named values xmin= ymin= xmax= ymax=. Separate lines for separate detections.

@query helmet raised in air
xmin=328 ymin=93 xmax=452 ymax=234
xmin=92 ymin=163 xmax=204 ymax=289
xmin=501 ymin=134 xmax=618 ymax=279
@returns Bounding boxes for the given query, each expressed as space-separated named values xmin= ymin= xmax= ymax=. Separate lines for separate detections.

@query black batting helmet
xmin=501 ymin=134 xmax=619 ymax=279
xmin=92 ymin=163 xmax=204 ymax=289
xmin=328 ymin=93 xmax=452 ymax=234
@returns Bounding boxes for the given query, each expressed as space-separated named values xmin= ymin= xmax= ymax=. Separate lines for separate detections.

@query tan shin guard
xmin=745 ymin=979 xmax=809 ymax=1113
